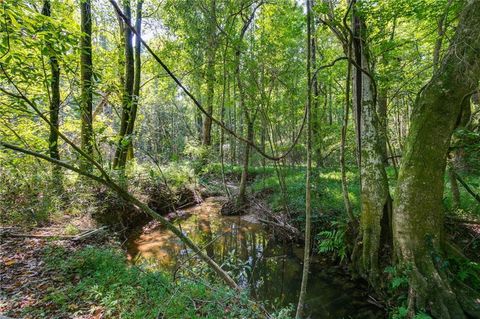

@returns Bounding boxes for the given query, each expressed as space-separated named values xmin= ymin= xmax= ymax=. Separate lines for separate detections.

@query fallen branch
xmin=0 ymin=141 xmax=240 ymax=291
xmin=1 ymin=226 xmax=107 ymax=241
xmin=253 ymin=199 xmax=302 ymax=240
xmin=453 ymin=171 xmax=480 ymax=203
xmin=258 ymin=218 xmax=302 ymax=240
xmin=446 ymin=217 xmax=480 ymax=225
xmin=6 ymin=233 xmax=76 ymax=239
xmin=73 ymin=226 xmax=108 ymax=241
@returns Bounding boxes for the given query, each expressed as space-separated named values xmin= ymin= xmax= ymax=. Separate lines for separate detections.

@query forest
xmin=1 ymin=0 xmax=480 ymax=318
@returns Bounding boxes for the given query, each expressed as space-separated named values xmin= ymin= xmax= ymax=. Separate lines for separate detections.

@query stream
xmin=126 ymin=197 xmax=382 ymax=318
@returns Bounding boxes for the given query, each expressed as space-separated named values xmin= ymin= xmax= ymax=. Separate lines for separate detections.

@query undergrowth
xmin=37 ymin=246 xmax=263 ymax=319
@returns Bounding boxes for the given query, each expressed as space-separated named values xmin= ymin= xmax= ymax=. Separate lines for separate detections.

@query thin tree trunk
xmin=42 ymin=0 xmax=62 ymax=187
xmin=448 ymin=163 xmax=461 ymax=209
xmin=433 ymin=0 xmax=454 ymax=72
xmin=341 ymin=45 xmax=354 ymax=222
xmin=234 ymin=6 xmax=259 ymax=209
xmin=311 ymin=13 xmax=322 ymax=168
xmin=296 ymin=0 xmax=313 ymax=316
xmin=201 ymin=0 xmax=218 ymax=146
xmin=113 ymin=0 xmax=134 ymax=171
xmin=237 ymin=122 xmax=252 ymax=207
xmin=125 ymin=0 xmax=143 ymax=161
xmin=80 ymin=0 xmax=94 ymax=170
xmin=220 ymin=40 xmax=231 ymax=198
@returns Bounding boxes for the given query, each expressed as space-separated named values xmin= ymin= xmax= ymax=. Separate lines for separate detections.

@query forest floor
xmin=1 ymin=165 xmax=479 ymax=318
xmin=0 ymin=235 xmax=112 ymax=318
xmin=0 ymin=230 xmax=260 ymax=319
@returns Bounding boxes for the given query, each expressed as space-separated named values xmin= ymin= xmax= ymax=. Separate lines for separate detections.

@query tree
xmin=234 ymin=3 xmax=260 ymax=209
xmin=113 ymin=0 xmax=135 ymax=171
xmin=201 ymin=0 xmax=218 ymax=146
xmin=351 ymin=0 xmax=391 ymax=285
xmin=296 ymin=0 xmax=313 ymax=317
xmin=80 ymin=0 xmax=94 ymax=169
xmin=125 ymin=0 xmax=143 ymax=161
xmin=41 ymin=0 xmax=62 ymax=186
xmin=393 ymin=0 xmax=480 ymax=316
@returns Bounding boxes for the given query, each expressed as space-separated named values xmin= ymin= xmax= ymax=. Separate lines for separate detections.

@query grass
xmin=443 ymin=172 xmax=480 ymax=217
xmin=245 ymin=164 xmax=479 ymax=222
xmin=249 ymin=165 xmax=361 ymax=224
xmin=36 ymin=246 xmax=263 ymax=319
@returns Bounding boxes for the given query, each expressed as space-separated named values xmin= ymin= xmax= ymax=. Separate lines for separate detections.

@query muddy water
xmin=126 ymin=197 xmax=381 ymax=318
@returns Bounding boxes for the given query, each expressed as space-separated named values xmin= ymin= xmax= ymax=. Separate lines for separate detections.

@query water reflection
xmin=126 ymin=197 xmax=381 ymax=318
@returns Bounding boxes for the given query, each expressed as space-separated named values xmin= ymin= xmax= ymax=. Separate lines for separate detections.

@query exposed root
xmin=405 ymin=257 xmax=480 ymax=319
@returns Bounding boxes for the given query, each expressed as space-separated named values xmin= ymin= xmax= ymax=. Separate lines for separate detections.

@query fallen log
xmin=2 ymin=226 xmax=107 ymax=241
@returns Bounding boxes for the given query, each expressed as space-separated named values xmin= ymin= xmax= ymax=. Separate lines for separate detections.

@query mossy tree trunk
xmin=351 ymin=3 xmax=391 ymax=285
xmin=393 ymin=1 xmax=480 ymax=317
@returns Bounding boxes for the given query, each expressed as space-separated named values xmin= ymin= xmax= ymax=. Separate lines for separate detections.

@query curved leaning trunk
xmin=393 ymin=1 xmax=480 ymax=317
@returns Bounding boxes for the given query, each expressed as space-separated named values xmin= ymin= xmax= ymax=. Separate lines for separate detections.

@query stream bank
xmin=126 ymin=196 xmax=383 ymax=318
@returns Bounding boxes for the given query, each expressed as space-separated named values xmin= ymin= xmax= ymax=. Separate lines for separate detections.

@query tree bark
xmin=113 ymin=0 xmax=134 ymax=171
xmin=125 ymin=0 xmax=143 ymax=161
xmin=377 ymin=90 xmax=388 ymax=162
xmin=448 ymin=163 xmax=461 ymax=209
xmin=311 ymin=11 xmax=322 ymax=168
xmin=351 ymin=1 xmax=391 ymax=285
xmin=393 ymin=1 xmax=480 ymax=317
xmin=201 ymin=0 xmax=218 ymax=146
xmin=296 ymin=0 xmax=313 ymax=316
xmin=80 ymin=0 xmax=94 ymax=170
xmin=42 ymin=0 xmax=62 ymax=186
xmin=234 ymin=5 xmax=259 ymax=208
xmin=341 ymin=44 xmax=354 ymax=222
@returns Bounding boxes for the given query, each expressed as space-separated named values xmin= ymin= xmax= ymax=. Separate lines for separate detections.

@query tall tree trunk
xmin=341 ymin=45 xmax=354 ymax=222
xmin=393 ymin=1 xmax=480 ymax=317
xmin=311 ymin=12 xmax=322 ymax=168
xmin=113 ymin=0 xmax=134 ymax=171
xmin=351 ymin=1 xmax=391 ymax=285
xmin=80 ymin=0 xmax=93 ymax=170
xmin=236 ymin=121 xmax=253 ymax=207
xmin=234 ymin=6 xmax=258 ymax=209
xmin=42 ymin=0 xmax=62 ymax=186
xmin=296 ymin=0 xmax=313 ymax=316
xmin=125 ymin=0 xmax=143 ymax=161
xmin=201 ymin=0 xmax=218 ymax=146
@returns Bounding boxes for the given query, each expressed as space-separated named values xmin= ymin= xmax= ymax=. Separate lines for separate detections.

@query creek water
xmin=126 ymin=197 xmax=381 ymax=318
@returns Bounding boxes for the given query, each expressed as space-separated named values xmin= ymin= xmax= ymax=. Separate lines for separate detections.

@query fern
xmin=316 ymin=229 xmax=347 ymax=261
